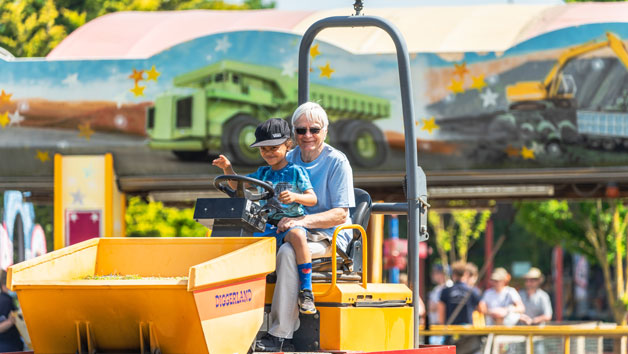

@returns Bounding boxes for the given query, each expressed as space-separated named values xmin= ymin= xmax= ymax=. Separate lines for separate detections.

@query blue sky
xmin=273 ymin=0 xmax=564 ymax=10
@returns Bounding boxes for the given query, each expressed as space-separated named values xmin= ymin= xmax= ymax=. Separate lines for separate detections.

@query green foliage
xmin=0 ymin=0 xmax=275 ymax=57
xmin=516 ymin=199 xmax=628 ymax=323
xmin=428 ymin=209 xmax=491 ymax=266
xmin=516 ymin=200 xmax=596 ymax=262
xmin=125 ymin=196 xmax=208 ymax=237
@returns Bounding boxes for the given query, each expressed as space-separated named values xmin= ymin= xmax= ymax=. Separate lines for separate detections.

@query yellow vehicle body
xmin=506 ymin=81 xmax=551 ymax=102
xmin=262 ymin=224 xmax=415 ymax=352
xmin=266 ymin=282 xmax=414 ymax=351
xmin=8 ymin=237 xmax=275 ymax=354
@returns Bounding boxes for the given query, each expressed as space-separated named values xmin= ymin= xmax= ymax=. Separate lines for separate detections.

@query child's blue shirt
xmin=247 ymin=162 xmax=313 ymax=222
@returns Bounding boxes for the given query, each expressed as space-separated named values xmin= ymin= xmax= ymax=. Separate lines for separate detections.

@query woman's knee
xmin=277 ymin=242 xmax=296 ymax=262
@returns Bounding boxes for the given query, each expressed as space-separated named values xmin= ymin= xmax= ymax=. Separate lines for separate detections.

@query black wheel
xmin=172 ymin=150 xmax=209 ymax=161
xmin=545 ymin=140 xmax=562 ymax=156
xmin=602 ymin=138 xmax=617 ymax=151
xmin=13 ymin=213 xmax=24 ymax=264
xmin=214 ymin=175 xmax=274 ymax=201
xmin=222 ymin=115 xmax=264 ymax=166
xmin=338 ymin=120 xmax=387 ymax=168
xmin=327 ymin=120 xmax=351 ymax=148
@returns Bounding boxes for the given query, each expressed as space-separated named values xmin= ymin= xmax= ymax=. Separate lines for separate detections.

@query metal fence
xmin=421 ymin=324 xmax=628 ymax=354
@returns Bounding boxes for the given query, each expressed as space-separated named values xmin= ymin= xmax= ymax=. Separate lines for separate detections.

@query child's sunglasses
xmin=295 ymin=127 xmax=322 ymax=135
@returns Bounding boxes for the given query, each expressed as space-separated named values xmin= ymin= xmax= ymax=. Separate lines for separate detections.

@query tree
xmin=125 ymin=196 xmax=208 ymax=237
xmin=516 ymin=199 xmax=628 ymax=324
xmin=428 ymin=209 xmax=491 ymax=270
xmin=0 ymin=0 xmax=275 ymax=57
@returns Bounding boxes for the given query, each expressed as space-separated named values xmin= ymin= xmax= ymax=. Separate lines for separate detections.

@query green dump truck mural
xmin=146 ymin=60 xmax=390 ymax=167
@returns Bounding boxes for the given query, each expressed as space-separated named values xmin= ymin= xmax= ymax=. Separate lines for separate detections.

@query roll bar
xmin=297 ymin=13 xmax=429 ymax=347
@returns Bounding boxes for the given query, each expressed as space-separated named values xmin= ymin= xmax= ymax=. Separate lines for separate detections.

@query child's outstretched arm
xmin=212 ymin=154 xmax=238 ymax=189
xmin=278 ymin=189 xmax=317 ymax=207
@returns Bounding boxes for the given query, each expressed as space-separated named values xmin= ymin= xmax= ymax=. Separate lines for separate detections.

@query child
xmin=212 ymin=118 xmax=318 ymax=314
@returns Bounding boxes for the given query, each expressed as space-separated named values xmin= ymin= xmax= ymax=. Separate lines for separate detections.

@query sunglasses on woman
xmin=295 ymin=127 xmax=322 ymax=135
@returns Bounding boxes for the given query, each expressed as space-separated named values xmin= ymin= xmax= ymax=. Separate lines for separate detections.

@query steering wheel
xmin=214 ymin=175 xmax=275 ymax=201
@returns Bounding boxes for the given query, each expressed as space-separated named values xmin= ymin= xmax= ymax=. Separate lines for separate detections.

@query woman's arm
xmin=277 ymin=207 xmax=348 ymax=231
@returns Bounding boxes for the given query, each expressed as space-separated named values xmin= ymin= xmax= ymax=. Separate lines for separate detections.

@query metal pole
xmin=389 ymin=215 xmax=400 ymax=283
xmin=297 ymin=15 xmax=422 ymax=347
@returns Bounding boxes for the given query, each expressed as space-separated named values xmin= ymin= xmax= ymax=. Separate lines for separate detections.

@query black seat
xmin=311 ymin=188 xmax=372 ymax=281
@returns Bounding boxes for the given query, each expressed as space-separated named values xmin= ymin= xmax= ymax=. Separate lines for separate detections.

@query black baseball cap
xmin=250 ymin=118 xmax=291 ymax=148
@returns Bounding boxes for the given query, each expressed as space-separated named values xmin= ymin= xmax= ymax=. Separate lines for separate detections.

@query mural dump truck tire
xmin=339 ymin=120 xmax=388 ymax=168
xmin=328 ymin=120 xmax=351 ymax=147
xmin=222 ymin=114 xmax=264 ymax=166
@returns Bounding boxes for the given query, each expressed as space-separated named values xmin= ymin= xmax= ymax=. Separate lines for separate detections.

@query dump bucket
xmin=7 ymin=237 xmax=275 ymax=354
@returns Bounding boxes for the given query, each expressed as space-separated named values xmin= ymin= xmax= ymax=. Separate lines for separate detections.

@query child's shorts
xmin=253 ymin=223 xmax=307 ymax=248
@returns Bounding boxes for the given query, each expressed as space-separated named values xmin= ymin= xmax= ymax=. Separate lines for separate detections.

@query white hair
xmin=290 ymin=101 xmax=329 ymax=134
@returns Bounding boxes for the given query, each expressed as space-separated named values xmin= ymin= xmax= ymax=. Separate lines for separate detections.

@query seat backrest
xmin=349 ymin=188 xmax=372 ymax=231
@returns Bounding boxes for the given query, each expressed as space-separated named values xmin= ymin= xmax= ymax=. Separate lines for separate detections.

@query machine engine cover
xmin=194 ymin=198 xmax=267 ymax=236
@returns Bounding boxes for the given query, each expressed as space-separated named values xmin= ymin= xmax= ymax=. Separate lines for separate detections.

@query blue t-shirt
xmin=247 ymin=162 xmax=313 ymax=222
xmin=286 ymin=144 xmax=355 ymax=250
xmin=439 ymin=281 xmax=481 ymax=325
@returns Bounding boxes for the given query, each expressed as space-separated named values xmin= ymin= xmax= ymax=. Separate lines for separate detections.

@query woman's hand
xmin=277 ymin=216 xmax=305 ymax=232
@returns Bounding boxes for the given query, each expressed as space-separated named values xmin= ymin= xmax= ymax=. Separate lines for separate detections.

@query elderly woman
xmin=255 ymin=102 xmax=356 ymax=352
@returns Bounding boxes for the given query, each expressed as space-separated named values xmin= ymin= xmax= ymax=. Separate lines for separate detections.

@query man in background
xmin=519 ymin=267 xmax=552 ymax=325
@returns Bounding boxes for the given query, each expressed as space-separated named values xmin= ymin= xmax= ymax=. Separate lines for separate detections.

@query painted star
xmin=8 ymin=110 xmax=24 ymax=125
xmin=145 ymin=65 xmax=160 ymax=81
xmin=114 ymin=114 xmax=127 ymax=128
xmin=310 ymin=44 xmax=321 ymax=59
xmin=0 ymin=90 xmax=12 ymax=103
xmin=470 ymin=74 xmax=487 ymax=91
xmin=91 ymin=213 xmax=99 ymax=222
xmin=71 ymin=190 xmax=84 ymax=205
xmin=78 ymin=122 xmax=94 ymax=140
xmin=454 ymin=62 xmax=469 ymax=78
xmin=215 ymin=36 xmax=232 ymax=53
xmin=531 ymin=141 xmax=545 ymax=155
xmin=281 ymin=59 xmax=296 ymax=77
xmin=448 ymin=78 xmax=464 ymax=94
xmin=421 ymin=117 xmax=440 ymax=134
xmin=18 ymin=101 xmax=29 ymax=112
xmin=62 ymin=73 xmax=79 ymax=86
xmin=70 ymin=212 xmax=78 ymax=222
xmin=83 ymin=166 xmax=93 ymax=178
xmin=480 ymin=88 xmax=499 ymax=108
xmin=521 ymin=146 xmax=535 ymax=160
xmin=0 ymin=112 xmax=9 ymax=128
xmin=130 ymin=84 xmax=145 ymax=97
xmin=129 ymin=69 xmax=144 ymax=83
xmin=319 ymin=62 xmax=334 ymax=79
xmin=36 ymin=150 xmax=50 ymax=162
xmin=505 ymin=145 xmax=520 ymax=157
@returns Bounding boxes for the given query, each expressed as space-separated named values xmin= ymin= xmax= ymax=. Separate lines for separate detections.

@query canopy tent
xmin=46 ymin=2 xmax=628 ymax=59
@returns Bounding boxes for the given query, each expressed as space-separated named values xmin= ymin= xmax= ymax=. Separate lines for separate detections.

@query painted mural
xmin=1 ymin=22 xmax=628 ymax=181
